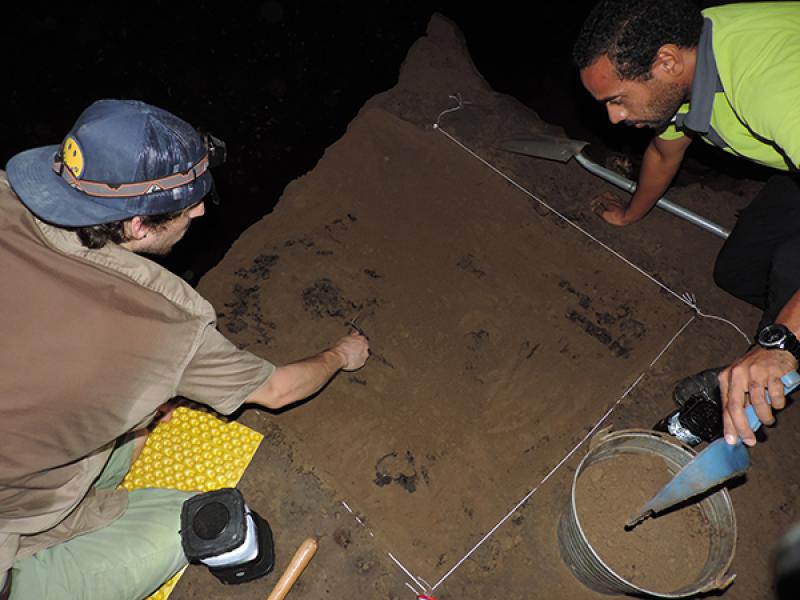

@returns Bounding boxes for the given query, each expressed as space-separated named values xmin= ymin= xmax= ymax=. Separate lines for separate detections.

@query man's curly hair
xmin=74 ymin=208 xmax=187 ymax=249
xmin=573 ymin=0 xmax=703 ymax=80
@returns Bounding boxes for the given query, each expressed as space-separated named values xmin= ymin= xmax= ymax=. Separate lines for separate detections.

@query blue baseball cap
xmin=6 ymin=99 xmax=214 ymax=226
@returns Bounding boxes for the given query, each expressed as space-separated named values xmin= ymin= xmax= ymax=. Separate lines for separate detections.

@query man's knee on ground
xmin=9 ymin=489 xmax=192 ymax=600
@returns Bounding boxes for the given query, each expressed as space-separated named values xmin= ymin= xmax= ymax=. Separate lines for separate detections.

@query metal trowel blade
xmin=501 ymin=134 xmax=589 ymax=163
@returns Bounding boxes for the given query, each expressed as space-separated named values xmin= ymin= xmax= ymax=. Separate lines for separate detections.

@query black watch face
xmin=760 ymin=325 xmax=788 ymax=348
xmin=762 ymin=328 xmax=785 ymax=345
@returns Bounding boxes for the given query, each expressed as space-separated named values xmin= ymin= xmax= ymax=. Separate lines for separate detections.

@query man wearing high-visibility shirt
xmin=573 ymin=0 xmax=800 ymax=447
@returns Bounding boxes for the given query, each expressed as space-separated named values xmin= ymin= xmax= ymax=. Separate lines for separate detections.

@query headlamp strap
xmin=52 ymin=154 xmax=209 ymax=198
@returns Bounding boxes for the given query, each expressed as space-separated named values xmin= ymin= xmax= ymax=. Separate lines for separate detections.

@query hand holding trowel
xmin=626 ymin=370 xmax=800 ymax=529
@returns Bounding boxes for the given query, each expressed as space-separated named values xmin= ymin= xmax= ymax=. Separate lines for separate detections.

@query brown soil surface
xmin=197 ymin=104 xmax=689 ymax=578
xmin=171 ymin=14 xmax=800 ymax=600
xmin=575 ymin=453 xmax=712 ymax=593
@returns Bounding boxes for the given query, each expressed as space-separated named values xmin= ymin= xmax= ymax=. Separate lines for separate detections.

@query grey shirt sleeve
xmin=177 ymin=325 xmax=275 ymax=415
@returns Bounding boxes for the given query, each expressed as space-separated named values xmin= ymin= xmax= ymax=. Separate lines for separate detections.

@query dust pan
xmin=627 ymin=370 xmax=800 ymax=528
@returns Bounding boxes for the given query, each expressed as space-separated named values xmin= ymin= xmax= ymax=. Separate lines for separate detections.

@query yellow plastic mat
xmin=121 ymin=406 xmax=263 ymax=599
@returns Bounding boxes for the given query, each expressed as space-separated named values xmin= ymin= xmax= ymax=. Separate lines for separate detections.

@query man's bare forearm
xmin=245 ymin=332 xmax=369 ymax=410
xmin=623 ymin=135 xmax=689 ymax=224
xmin=247 ymin=350 xmax=346 ymax=410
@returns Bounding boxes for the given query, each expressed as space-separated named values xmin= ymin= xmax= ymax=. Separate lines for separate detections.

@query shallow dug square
xmin=198 ymin=107 xmax=690 ymax=576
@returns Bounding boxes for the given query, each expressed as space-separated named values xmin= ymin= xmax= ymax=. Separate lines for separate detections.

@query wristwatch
xmin=757 ymin=323 xmax=800 ymax=361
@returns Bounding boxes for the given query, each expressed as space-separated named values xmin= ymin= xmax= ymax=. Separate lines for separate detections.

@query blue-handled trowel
xmin=626 ymin=370 xmax=800 ymax=529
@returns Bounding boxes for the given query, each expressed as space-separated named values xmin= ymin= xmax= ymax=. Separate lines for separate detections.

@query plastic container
xmin=558 ymin=429 xmax=737 ymax=598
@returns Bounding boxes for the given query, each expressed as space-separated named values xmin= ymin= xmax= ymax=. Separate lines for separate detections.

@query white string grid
xmin=342 ymin=96 xmax=753 ymax=597
xmin=434 ymin=95 xmax=750 ymax=345
xmin=430 ymin=314 xmax=696 ymax=592
xmin=343 ymin=318 xmax=696 ymax=597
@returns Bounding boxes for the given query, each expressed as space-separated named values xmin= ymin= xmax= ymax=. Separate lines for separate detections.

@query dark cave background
xmin=3 ymin=1 xmax=767 ymax=284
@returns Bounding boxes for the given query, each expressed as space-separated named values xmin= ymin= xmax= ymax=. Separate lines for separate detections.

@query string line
xmin=430 ymin=315 xmax=696 ymax=591
xmin=389 ymin=552 xmax=426 ymax=594
xmin=434 ymin=96 xmax=750 ymax=344
xmin=370 ymin=97 xmax=748 ymax=596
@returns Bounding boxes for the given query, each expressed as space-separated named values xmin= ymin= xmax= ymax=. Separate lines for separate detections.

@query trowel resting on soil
xmin=501 ymin=133 xmax=730 ymax=239
xmin=626 ymin=370 xmax=800 ymax=529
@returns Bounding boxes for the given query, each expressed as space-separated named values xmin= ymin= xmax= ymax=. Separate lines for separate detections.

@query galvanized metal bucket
xmin=558 ymin=429 xmax=737 ymax=598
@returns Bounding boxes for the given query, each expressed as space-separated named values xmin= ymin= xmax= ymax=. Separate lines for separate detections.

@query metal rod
xmin=574 ymin=153 xmax=730 ymax=239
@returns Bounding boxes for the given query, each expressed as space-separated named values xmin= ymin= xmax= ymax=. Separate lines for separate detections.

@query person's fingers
xmin=719 ymin=368 xmax=734 ymax=442
xmin=591 ymin=199 xmax=606 ymax=215
xmin=717 ymin=348 xmax=798 ymax=444
xmin=722 ymin=405 xmax=734 ymax=440
xmin=720 ymin=364 xmax=756 ymax=446
xmin=748 ymin=380 xmax=774 ymax=426
xmin=728 ymin=374 xmax=756 ymax=446
xmin=766 ymin=374 xmax=787 ymax=411
xmin=345 ymin=349 xmax=369 ymax=371
xmin=339 ymin=332 xmax=365 ymax=344
xmin=590 ymin=192 xmax=616 ymax=211
xmin=722 ymin=405 xmax=738 ymax=445
xmin=718 ymin=368 xmax=729 ymax=407
xmin=335 ymin=334 xmax=370 ymax=370
xmin=351 ymin=336 xmax=369 ymax=357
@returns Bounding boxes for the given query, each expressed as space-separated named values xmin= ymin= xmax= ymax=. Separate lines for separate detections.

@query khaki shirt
xmin=0 ymin=173 xmax=274 ymax=571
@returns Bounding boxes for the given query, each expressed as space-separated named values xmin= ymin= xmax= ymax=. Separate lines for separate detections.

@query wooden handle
xmin=266 ymin=537 xmax=318 ymax=600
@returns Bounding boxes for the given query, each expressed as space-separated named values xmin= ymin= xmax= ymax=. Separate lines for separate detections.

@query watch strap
xmin=782 ymin=331 xmax=800 ymax=361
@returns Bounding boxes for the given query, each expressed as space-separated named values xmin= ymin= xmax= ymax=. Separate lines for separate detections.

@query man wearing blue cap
xmin=0 ymin=99 xmax=369 ymax=599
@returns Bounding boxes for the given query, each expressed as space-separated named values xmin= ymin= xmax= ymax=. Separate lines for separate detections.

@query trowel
xmin=500 ymin=134 xmax=730 ymax=239
xmin=626 ymin=370 xmax=800 ymax=529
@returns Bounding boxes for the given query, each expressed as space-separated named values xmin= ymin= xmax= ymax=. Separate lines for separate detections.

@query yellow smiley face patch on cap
xmin=62 ymin=136 xmax=84 ymax=178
